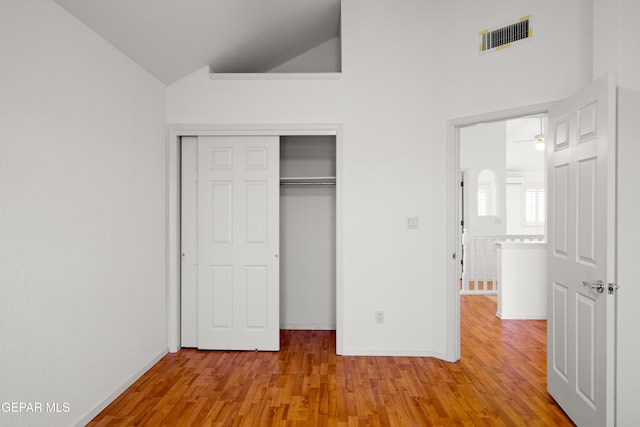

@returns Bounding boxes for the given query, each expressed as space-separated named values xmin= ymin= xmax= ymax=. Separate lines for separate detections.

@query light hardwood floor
xmin=88 ymin=296 xmax=574 ymax=426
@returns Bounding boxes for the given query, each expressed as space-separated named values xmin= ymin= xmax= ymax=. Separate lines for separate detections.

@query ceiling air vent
xmin=480 ymin=16 xmax=531 ymax=53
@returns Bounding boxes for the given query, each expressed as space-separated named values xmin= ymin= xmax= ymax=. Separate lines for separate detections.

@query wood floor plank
xmin=88 ymin=295 xmax=574 ymax=426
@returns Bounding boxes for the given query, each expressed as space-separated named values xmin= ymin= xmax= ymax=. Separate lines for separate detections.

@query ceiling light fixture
xmin=512 ymin=117 xmax=546 ymax=151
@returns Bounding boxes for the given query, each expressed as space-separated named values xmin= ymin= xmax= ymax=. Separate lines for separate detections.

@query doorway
xmin=446 ymin=104 xmax=552 ymax=361
xmin=459 ymin=113 xmax=547 ymax=300
xmin=166 ymin=124 xmax=344 ymax=354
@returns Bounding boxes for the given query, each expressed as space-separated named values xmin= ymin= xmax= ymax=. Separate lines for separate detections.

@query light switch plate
xmin=407 ymin=216 xmax=419 ymax=229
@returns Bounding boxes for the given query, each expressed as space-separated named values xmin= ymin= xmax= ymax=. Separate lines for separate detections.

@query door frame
xmin=167 ymin=123 xmax=344 ymax=354
xmin=446 ymin=103 xmax=553 ymax=361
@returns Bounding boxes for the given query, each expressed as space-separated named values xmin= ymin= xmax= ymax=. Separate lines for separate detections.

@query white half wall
xmin=0 ymin=1 xmax=167 ymax=425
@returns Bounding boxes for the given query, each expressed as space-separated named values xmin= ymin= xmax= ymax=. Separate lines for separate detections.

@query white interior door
xmin=197 ymin=135 xmax=280 ymax=351
xmin=181 ymin=136 xmax=198 ymax=347
xmin=547 ymin=75 xmax=616 ymax=427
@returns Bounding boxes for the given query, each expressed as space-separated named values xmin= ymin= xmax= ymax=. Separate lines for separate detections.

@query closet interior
xmin=279 ymin=135 xmax=336 ymax=330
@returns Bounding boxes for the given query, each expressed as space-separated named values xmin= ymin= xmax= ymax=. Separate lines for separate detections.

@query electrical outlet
xmin=375 ymin=311 xmax=384 ymax=323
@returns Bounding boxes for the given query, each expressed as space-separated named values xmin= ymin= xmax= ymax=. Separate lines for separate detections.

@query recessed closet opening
xmin=280 ymin=136 xmax=337 ymax=330
xmin=177 ymin=131 xmax=338 ymax=352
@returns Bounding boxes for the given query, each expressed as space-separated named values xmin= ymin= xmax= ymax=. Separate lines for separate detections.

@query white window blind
xmin=525 ymin=188 xmax=545 ymax=223
xmin=477 ymin=188 xmax=488 ymax=216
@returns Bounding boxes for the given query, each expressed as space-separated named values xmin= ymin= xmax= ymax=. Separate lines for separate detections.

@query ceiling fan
xmin=512 ymin=117 xmax=545 ymax=151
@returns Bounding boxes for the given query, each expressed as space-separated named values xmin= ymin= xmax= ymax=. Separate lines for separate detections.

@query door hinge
xmin=460 ymin=181 xmax=464 ymax=187
xmin=608 ymin=283 xmax=619 ymax=295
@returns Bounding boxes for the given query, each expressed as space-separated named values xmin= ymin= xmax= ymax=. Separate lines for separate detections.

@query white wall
xmin=4 ymin=0 xmax=636 ymax=423
xmin=430 ymin=0 xmax=593 ymax=355
xmin=0 ymin=1 xmax=167 ymax=426
xmin=280 ymin=136 xmax=336 ymax=329
xmin=593 ymin=0 xmax=640 ymax=424
xmin=460 ymin=118 xmax=545 ymax=237
xmin=169 ymin=0 xmax=435 ymax=356
xmin=505 ymin=117 xmax=546 ymax=235
xmin=434 ymin=0 xmax=639 ymax=422
xmin=168 ymin=0 xmax=595 ymax=359
xmin=460 ymin=121 xmax=507 ymax=236
xmin=269 ymin=37 xmax=341 ymax=73
xmin=616 ymin=67 xmax=640 ymax=427
xmin=505 ymin=184 xmax=524 ymax=234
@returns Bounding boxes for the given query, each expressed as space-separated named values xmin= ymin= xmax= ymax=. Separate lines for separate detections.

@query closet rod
xmin=280 ymin=181 xmax=336 ymax=186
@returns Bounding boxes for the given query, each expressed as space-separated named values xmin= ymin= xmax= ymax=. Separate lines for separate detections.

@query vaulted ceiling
xmin=53 ymin=0 xmax=341 ymax=84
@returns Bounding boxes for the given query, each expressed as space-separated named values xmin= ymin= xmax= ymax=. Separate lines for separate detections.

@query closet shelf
xmin=280 ymin=176 xmax=336 ymax=186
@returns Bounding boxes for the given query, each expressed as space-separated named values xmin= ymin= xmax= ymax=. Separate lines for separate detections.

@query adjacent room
xmin=459 ymin=114 xmax=547 ymax=320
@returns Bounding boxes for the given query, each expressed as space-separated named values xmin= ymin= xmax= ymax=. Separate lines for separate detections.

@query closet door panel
xmin=197 ymin=136 xmax=280 ymax=351
xmin=180 ymin=137 xmax=198 ymax=347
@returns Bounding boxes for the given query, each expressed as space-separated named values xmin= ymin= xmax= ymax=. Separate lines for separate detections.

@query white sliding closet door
xmin=180 ymin=137 xmax=198 ymax=347
xmin=197 ymin=136 xmax=280 ymax=351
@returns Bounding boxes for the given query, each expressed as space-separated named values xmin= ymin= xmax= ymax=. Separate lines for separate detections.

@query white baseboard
xmin=74 ymin=348 xmax=168 ymax=427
